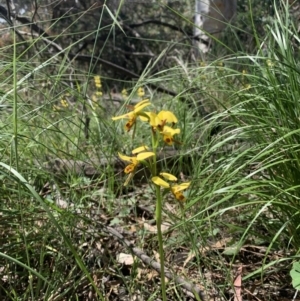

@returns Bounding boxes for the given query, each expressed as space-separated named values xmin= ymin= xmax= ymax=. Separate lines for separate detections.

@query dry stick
xmin=103 ymin=225 xmax=207 ymax=301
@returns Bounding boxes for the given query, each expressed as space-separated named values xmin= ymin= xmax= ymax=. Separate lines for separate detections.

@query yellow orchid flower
xmin=121 ymin=88 xmax=128 ymax=99
xmin=152 ymin=173 xmax=190 ymax=202
xmin=140 ymin=110 xmax=178 ymax=132
xmin=94 ymin=75 xmax=102 ymax=88
xmin=118 ymin=147 xmax=154 ymax=185
xmin=140 ymin=111 xmax=180 ymax=145
xmin=160 ymin=126 xmax=180 ymax=145
xmin=118 ymin=153 xmax=138 ymax=173
xmin=137 ymin=87 xmax=145 ymax=98
xmin=157 ymin=111 xmax=178 ymax=127
xmin=118 ymin=151 xmax=154 ymax=173
xmin=60 ymin=98 xmax=69 ymax=108
xmin=170 ymin=183 xmax=191 ymax=202
xmin=112 ymin=99 xmax=151 ymax=132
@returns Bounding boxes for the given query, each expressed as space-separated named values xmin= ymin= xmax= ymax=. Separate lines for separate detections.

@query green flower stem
xmin=132 ymin=123 xmax=137 ymax=141
xmin=150 ymin=129 xmax=166 ymax=300
xmin=155 ymin=184 xmax=167 ymax=301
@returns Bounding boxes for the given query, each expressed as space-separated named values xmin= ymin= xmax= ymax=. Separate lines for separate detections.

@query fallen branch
xmin=103 ymin=225 xmax=207 ymax=301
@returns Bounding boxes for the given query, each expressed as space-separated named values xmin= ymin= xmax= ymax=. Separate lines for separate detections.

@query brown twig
xmin=129 ymin=19 xmax=190 ymax=36
xmin=103 ymin=225 xmax=207 ymax=301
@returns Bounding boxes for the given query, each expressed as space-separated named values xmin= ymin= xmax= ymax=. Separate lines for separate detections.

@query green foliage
xmin=1 ymin=0 xmax=300 ymax=300
xmin=290 ymin=261 xmax=300 ymax=289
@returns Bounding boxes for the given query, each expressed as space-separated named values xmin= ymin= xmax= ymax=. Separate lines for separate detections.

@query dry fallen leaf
xmin=143 ymin=222 xmax=170 ymax=233
xmin=96 ymin=242 xmax=102 ymax=250
xmin=153 ymin=250 xmax=160 ymax=262
xmin=233 ymin=265 xmax=243 ymax=301
xmin=116 ymin=253 xmax=134 ymax=265
xmin=147 ymin=269 xmax=158 ymax=280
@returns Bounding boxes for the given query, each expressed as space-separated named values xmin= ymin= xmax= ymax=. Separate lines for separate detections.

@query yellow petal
xmin=134 ymin=102 xmax=151 ymax=113
xmin=162 ymin=126 xmax=180 ymax=136
xmin=157 ymin=110 xmax=178 ymax=124
xmin=152 ymin=176 xmax=170 ymax=188
xmin=132 ymin=146 xmax=149 ymax=154
xmin=160 ymin=172 xmax=177 ymax=181
xmin=149 ymin=113 xmax=160 ymax=127
xmin=118 ymin=153 xmax=138 ymax=164
xmin=136 ymin=152 xmax=155 ymax=161
xmin=134 ymin=99 xmax=149 ymax=108
xmin=112 ymin=112 xmax=134 ymax=120
xmin=139 ymin=115 xmax=149 ymax=122
xmin=173 ymin=128 xmax=180 ymax=134
xmin=139 ymin=111 xmax=156 ymax=123
xmin=171 ymin=182 xmax=191 ymax=193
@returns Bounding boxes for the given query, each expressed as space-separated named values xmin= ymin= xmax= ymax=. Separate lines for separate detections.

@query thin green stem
xmin=155 ymin=184 xmax=167 ymax=301
xmin=150 ymin=129 xmax=166 ymax=300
